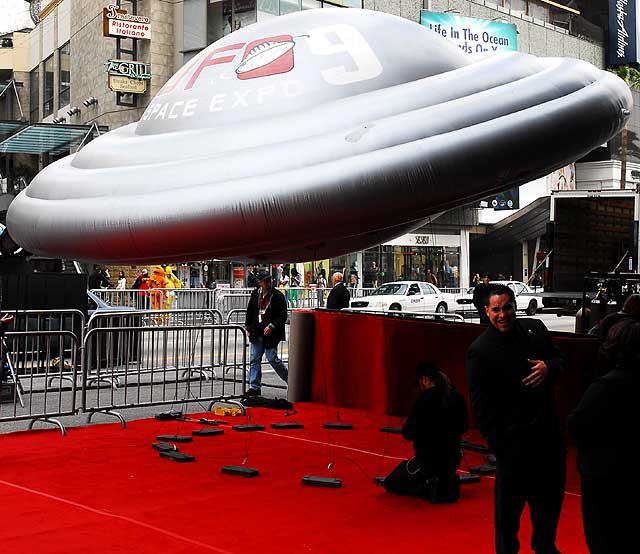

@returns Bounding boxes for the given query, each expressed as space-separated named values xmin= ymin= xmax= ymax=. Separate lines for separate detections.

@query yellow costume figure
xmin=164 ymin=266 xmax=182 ymax=309
xmin=149 ymin=266 xmax=168 ymax=311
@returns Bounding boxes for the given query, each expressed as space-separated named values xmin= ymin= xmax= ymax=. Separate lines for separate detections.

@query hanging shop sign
xmin=420 ymin=10 xmax=517 ymax=55
xmin=103 ymin=4 xmax=152 ymax=40
xmin=108 ymin=74 xmax=147 ymax=94
xmin=383 ymin=233 xmax=461 ymax=248
xmin=608 ymin=0 xmax=639 ymax=66
xmin=105 ymin=59 xmax=151 ymax=94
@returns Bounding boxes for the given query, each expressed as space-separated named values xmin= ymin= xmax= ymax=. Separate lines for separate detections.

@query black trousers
xmin=384 ymin=458 xmax=460 ymax=502
xmin=384 ymin=458 xmax=434 ymax=497
xmin=494 ymin=447 xmax=566 ymax=554
xmin=581 ymin=474 xmax=630 ymax=554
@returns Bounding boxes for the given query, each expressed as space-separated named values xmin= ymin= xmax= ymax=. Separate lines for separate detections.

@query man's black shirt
xmin=467 ymin=318 xmax=564 ymax=454
xmin=245 ymin=287 xmax=287 ymax=348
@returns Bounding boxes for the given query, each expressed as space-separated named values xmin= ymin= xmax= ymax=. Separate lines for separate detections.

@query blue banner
xmin=608 ymin=0 xmax=638 ymax=66
xmin=420 ymin=10 xmax=517 ymax=55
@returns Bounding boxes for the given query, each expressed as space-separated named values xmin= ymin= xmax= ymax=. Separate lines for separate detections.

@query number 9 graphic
xmin=305 ymin=24 xmax=383 ymax=85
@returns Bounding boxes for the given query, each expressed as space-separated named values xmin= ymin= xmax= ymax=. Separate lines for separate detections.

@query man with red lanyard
xmin=244 ymin=271 xmax=288 ymax=396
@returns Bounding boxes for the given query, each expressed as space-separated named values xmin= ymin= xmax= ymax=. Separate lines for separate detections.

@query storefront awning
xmin=0 ymin=122 xmax=108 ymax=155
xmin=0 ymin=120 xmax=25 ymax=136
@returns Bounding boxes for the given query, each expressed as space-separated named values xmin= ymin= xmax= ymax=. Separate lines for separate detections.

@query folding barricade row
xmin=81 ymin=324 xmax=248 ymax=426
xmin=0 ymin=317 xmax=248 ymax=432
xmin=0 ymin=330 xmax=80 ymax=435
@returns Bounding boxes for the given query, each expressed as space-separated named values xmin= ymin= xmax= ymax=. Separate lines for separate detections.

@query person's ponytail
xmin=416 ymin=362 xmax=453 ymax=403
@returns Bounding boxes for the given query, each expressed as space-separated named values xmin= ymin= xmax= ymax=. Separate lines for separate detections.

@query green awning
xmin=0 ymin=120 xmax=24 ymax=136
xmin=0 ymin=123 xmax=108 ymax=155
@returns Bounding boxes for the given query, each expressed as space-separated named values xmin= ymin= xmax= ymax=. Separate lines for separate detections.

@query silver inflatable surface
xmin=6 ymin=9 xmax=632 ymax=263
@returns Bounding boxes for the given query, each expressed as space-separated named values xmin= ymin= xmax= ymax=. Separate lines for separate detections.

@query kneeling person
xmin=384 ymin=363 xmax=468 ymax=502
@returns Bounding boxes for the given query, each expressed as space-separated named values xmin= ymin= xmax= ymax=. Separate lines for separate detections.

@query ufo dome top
xmin=135 ymin=9 xmax=470 ymax=136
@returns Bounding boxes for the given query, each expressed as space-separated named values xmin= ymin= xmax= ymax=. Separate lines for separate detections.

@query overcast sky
xmin=0 ymin=0 xmax=34 ymax=35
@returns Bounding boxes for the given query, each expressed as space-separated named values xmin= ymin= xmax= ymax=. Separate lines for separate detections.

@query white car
xmin=349 ymin=281 xmax=456 ymax=313
xmin=455 ymin=280 xmax=544 ymax=315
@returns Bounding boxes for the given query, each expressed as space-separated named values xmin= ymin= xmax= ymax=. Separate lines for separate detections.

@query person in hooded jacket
xmin=384 ymin=362 xmax=468 ymax=502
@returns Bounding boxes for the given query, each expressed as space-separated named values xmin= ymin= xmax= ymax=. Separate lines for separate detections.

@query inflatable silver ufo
xmin=6 ymin=9 xmax=632 ymax=263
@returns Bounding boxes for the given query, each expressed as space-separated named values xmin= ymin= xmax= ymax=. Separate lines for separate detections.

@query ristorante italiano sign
xmin=103 ymin=4 xmax=152 ymax=40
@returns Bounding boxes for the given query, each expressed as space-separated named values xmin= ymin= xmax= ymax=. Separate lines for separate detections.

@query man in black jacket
xmin=88 ymin=265 xmax=112 ymax=289
xmin=326 ymin=272 xmax=350 ymax=309
xmin=246 ymin=265 xmax=260 ymax=289
xmin=467 ymin=284 xmax=565 ymax=554
xmin=472 ymin=274 xmax=491 ymax=323
xmin=244 ymin=271 xmax=288 ymax=396
xmin=568 ymin=319 xmax=638 ymax=554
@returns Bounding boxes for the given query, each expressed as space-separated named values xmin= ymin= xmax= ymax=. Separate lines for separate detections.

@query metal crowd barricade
xmin=1 ymin=331 xmax=79 ymax=435
xmin=11 ymin=308 xmax=86 ymax=342
xmin=342 ymin=309 xmax=466 ymax=323
xmin=91 ymin=288 xmax=215 ymax=311
xmin=215 ymin=291 xmax=253 ymax=316
xmin=87 ymin=308 xmax=222 ymax=330
xmin=9 ymin=310 xmax=85 ymax=388
xmin=81 ymin=324 xmax=248 ymax=426
xmin=86 ymin=309 xmax=224 ymax=384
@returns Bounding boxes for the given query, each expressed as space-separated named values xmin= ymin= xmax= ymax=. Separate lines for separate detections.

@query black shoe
xmin=244 ymin=388 xmax=261 ymax=397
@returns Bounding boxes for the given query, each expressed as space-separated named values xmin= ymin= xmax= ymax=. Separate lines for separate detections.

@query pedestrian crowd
xmin=87 ymin=264 xmax=183 ymax=292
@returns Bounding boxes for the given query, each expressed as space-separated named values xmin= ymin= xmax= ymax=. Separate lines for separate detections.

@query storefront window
xmin=279 ymin=0 xmax=301 ymax=15
xmin=184 ymin=0 xmax=207 ymax=52
xmin=29 ymin=67 xmax=39 ymax=122
xmin=59 ymin=42 xmax=70 ymax=108
xmin=235 ymin=0 xmax=258 ymax=30
xmin=43 ymin=55 xmax=54 ymax=117
xmin=441 ymin=247 xmax=460 ymax=289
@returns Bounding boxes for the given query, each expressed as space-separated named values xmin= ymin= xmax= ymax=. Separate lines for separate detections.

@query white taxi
xmin=349 ymin=281 xmax=455 ymax=313
xmin=455 ymin=280 xmax=544 ymax=315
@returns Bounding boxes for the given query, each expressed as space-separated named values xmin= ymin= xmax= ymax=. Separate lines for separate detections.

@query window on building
xmin=184 ymin=0 xmax=207 ymax=53
xmin=43 ymin=55 xmax=54 ymax=118
xmin=59 ymin=42 xmax=70 ymax=108
xmin=526 ymin=0 xmax=548 ymax=21
xmin=29 ymin=67 xmax=39 ymax=123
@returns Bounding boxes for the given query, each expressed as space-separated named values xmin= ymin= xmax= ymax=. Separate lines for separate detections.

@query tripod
xmin=1 ymin=337 xmax=24 ymax=408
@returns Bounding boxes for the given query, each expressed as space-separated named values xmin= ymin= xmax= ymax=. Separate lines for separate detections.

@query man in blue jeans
xmin=244 ymin=271 xmax=288 ymax=396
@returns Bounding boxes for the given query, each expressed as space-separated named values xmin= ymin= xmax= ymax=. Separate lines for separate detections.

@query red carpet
xmin=1 ymin=404 xmax=587 ymax=553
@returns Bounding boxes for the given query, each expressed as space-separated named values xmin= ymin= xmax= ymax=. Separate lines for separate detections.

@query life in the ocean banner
xmin=420 ymin=10 xmax=518 ymax=55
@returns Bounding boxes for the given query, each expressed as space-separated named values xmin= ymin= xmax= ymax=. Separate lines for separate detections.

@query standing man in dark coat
xmin=88 ymin=265 xmax=112 ymax=289
xmin=244 ymin=271 xmax=288 ymax=396
xmin=568 ymin=319 xmax=638 ymax=554
xmin=326 ymin=272 xmax=350 ymax=309
xmin=472 ymin=274 xmax=491 ymax=323
xmin=467 ymin=284 xmax=565 ymax=554
xmin=246 ymin=265 xmax=260 ymax=289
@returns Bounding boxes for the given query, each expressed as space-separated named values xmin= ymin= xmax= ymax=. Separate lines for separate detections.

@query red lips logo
xmin=236 ymin=35 xmax=295 ymax=80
